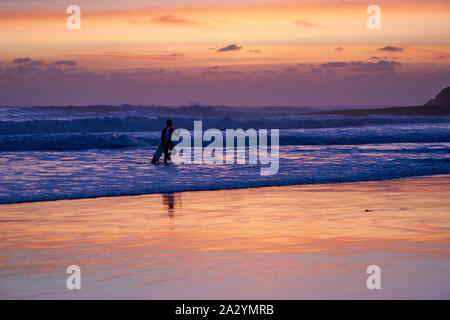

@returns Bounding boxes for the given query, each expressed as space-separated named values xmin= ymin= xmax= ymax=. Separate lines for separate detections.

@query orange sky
xmin=1 ymin=0 xmax=449 ymax=66
xmin=0 ymin=0 xmax=449 ymax=106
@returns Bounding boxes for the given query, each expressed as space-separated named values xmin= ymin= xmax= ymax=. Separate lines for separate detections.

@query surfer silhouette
xmin=152 ymin=120 xmax=174 ymax=164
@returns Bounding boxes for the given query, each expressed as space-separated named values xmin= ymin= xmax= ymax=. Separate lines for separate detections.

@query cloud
xmin=307 ymin=66 xmax=321 ymax=74
xmin=28 ymin=60 xmax=45 ymax=66
xmin=65 ymin=67 xmax=85 ymax=73
xmin=163 ymin=53 xmax=184 ymax=57
xmin=334 ymin=47 xmax=344 ymax=51
xmin=202 ymin=70 xmax=220 ymax=75
xmin=377 ymin=46 xmax=404 ymax=52
xmin=254 ymin=69 xmax=276 ymax=75
xmin=4 ymin=66 xmax=40 ymax=76
xmin=12 ymin=58 xmax=32 ymax=64
xmin=134 ymin=15 xmax=202 ymax=26
xmin=41 ymin=67 xmax=67 ymax=75
xmin=130 ymin=68 xmax=167 ymax=77
xmin=293 ymin=19 xmax=320 ymax=28
xmin=320 ymin=62 xmax=349 ymax=68
xmin=217 ymin=44 xmax=242 ymax=52
xmin=318 ymin=60 xmax=401 ymax=73
xmin=90 ymin=53 xmax=185 ymax=62
xmin=248 ymin=49 xmax=262 ymax=54
xmin=349 ymin=60 xmax=401 ymax=72
xmin=226 ymin=70 xmax=243 ymax=75
xmin=284 ymin=65 xmax=299 ymax=73
xmin=11 ymin=58 xmax=46 ymax=67
xmin=202 ymin=66 xmax=222 ymax=75
xmin=50 ymin=60 xmax=78 ymax=67
xmin=0 ymin=58 xmax=447 ymax=107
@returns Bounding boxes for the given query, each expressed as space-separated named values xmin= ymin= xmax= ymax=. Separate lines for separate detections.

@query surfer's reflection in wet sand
xmin=162 ymin=193 xmax=181 ymax=218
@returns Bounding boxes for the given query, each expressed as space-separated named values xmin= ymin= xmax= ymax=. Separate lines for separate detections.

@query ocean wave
xmin=0 ymin=115 xmax=449 ymax=136
xmin=1 ymin=127 xmax=450 ymax=151
xmin=1 ymin=105 xmax=449 ymax=204
xmin=0 ymin=133 xmax=158 ymax=151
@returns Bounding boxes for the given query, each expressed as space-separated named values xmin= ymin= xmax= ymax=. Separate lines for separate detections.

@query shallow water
xmin=1 ymin=105 xmax=450 ymax=204
xmin=0 ymin=175 xmax=449 ymax=299
xmin=1 ymin=141 xmax=450 ymax=204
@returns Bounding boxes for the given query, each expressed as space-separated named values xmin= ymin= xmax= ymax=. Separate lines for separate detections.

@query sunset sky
xmin=0 ymin=0 xmax=449 ymax=106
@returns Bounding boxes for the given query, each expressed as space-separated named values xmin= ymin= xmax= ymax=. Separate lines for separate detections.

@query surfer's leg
xmin=163 ymin=149 xmax=169 ymax=164
xmin=152 ymin=143 xmax=163 ymax=163
xmin=151 ymin=152 xmax=160 ymax=163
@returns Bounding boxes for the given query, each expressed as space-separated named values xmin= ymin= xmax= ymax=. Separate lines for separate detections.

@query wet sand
xmin=0 ymin=175 xmax=449 ymax=299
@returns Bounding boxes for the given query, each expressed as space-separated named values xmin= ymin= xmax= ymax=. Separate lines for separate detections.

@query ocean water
xmin=0 ymin=105 xmax=449 ymax=204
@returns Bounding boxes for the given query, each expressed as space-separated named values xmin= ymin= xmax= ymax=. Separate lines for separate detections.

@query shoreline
xmin=2 ymin=173 xmax=449 ymax=206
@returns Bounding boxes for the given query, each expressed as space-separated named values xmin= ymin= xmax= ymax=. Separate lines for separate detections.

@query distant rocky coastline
xmin=309 ymin=86 xmax=450 ymax=116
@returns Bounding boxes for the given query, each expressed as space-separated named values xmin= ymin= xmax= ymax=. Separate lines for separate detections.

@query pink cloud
xmin=131 ymin=15 xmax=202 ymax=27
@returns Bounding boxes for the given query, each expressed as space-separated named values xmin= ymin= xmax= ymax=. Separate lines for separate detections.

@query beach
xmin=1 ymin=175 xmax=449 ymax=299
xmin=2 ymin=0 xmax=450 ymax=306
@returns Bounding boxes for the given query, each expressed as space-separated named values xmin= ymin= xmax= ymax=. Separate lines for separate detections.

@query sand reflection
xmin=162 ymin=193 xmax=181 ymax=218
xmin=0 ymin=176 xmax=449 ymax=299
